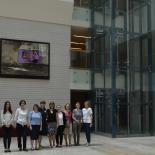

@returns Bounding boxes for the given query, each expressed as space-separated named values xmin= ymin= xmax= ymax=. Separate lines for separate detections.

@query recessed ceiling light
xmin=71 ymin=48 xmax=82 ymax=50
xmin=73 ymin=35 xmax=91 ymax=39
xmin=70 ymin=42 xmax=85 ymax=45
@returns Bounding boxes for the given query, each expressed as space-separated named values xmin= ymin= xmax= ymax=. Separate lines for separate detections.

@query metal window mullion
xmin=111 ymin=0 xmax=117 ymax=138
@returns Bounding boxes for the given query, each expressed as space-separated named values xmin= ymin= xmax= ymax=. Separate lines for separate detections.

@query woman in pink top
xmin=63 ymin=103 xmax=72 ymax=146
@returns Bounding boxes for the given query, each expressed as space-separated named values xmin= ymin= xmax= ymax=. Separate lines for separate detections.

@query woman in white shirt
xmin=14 ymin=100 xmax=29 ymax=151
xmin=1 ymin=101 xmax=13 ymax=152
xmin=82 ymin=101 xmax=93 ymax=146
xmin=56 ymin=105 xmax=66 ymax=147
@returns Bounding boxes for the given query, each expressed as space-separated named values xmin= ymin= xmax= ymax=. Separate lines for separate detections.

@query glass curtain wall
xmin=91 ymin=0 xmax=153 ymax=137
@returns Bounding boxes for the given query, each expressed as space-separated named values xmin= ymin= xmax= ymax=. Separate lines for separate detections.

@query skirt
xmin=30 ymin=125 xmax=40 ymax=140
xmin=40 ymin=122 xmax=47 ymax=135
xmin=47 ymin=122 xmax=57 ymax=134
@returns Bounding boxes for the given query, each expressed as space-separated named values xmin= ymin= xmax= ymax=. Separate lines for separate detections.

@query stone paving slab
xmin=0 ymin=134 xmax=155 ymax=155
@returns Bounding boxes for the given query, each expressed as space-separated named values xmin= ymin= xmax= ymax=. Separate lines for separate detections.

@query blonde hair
xmin=64 ymin=103 xmax=70 ymax=110
xmin=84 ymin=100 xmax=91 ymax=108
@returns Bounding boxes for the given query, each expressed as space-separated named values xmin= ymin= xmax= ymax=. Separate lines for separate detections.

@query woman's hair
xmin=64 ymin=103 xmax=70 ymax=110
xmin=19 ymin=99 xmax=27 ymax=106
xmin=33 ymin=104 xmax=39 ymax=111
xmin=3 ymin=101 xmax=12 ymax=114
xmin=84 ymin=100 xmax=91 ymax=108
xmin=40 ymin=100 xmax=46 ymax=105
xmin=49 ymin=102 xmax=55 ymax=109
xmin=75 ymin=102 xmax=80 ymax=107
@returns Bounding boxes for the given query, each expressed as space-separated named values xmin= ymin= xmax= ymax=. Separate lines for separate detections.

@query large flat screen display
xmin=0 ymin=39 xmax=50 ymax=79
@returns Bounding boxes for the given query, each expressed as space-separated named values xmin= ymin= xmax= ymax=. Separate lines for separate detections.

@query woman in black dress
xmin=46 ymin=102 xmax=57 ymax=148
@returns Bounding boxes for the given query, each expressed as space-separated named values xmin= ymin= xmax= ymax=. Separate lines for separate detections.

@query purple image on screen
xmin=18 ymin=49 xmax=42 ymax=64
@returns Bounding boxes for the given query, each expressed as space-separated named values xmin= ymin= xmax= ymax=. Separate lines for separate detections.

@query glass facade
xmin=91 ymin=0 xmax=155 ymax=137
xmin=74 ymin=0 xmax=90 ymax=7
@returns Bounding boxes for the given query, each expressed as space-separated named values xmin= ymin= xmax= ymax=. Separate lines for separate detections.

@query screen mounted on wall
xmin=0 ymin=39 xmax=50 ymax=79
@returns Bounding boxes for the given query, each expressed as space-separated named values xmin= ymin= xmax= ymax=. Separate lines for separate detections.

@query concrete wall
xmin=0 ymin=17 xmax=70 ymax=111
xmin=0 ymin=0 xmax=73 ymax=26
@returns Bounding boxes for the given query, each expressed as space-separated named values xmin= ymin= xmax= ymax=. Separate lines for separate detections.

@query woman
xmin=38 ymin=101 xmax=47 ymax=149
xmin=64 ymin=103 xmax=72 ymax=146
xmin=46 ymin=102 xmax=57 ymax=148
xmin=56 ymin=105 xmax=66 ymax=147
xmin=72 ymin=102 xmax=83 ymax=146
xmin=82 ymin=101 xmax=93 ymax=146
xmin=29 ymin=104 xmax=42 ymax=150
xmin=1 ymin=101 xmax=13 ymax=152
xmin=14 ymin=100 xmax=29 ymax=151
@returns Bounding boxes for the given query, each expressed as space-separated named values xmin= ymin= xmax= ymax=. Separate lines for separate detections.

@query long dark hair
xmin=33 ymin=104 xmax=39 ymax=111
xmin=49 ymin=102 xmax=55 ymax=110
xmin=3 ymin=101 xmax=12 ymax=114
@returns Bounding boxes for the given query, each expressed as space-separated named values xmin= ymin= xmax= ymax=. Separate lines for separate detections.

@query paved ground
xmin=0 ymin=133 xmax=155 ymax=155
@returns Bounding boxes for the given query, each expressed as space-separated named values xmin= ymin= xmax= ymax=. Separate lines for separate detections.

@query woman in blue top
xmin=29 ymin=104 xmax=42 ymax=150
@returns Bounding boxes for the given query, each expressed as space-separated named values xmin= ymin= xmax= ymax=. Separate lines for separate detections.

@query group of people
xmin=0 ymin=100 xmax=93 ymax=152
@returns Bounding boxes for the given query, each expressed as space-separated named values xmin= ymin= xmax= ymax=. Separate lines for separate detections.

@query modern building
xmin=0 ymin=0 xmax=155 ymax=138
xmin=91 ymin=0 xmax=155 ymax=137
xmin=0 ymin=0 xmax=73 ymax=110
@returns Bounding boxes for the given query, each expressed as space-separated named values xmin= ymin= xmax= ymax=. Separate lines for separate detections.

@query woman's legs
xmin=77 ymin=124 xmax=81 ymax=145
xmin=31 ymin=125 xmax=40 ymax=150
xmin=49 ymin=134 xmax=56 ymax=147
xmin=56 ymin=134 xmax=59 ymax=146
xmin=39 ymin=135 xmax=42 ymax=147
xmin=16 ymin=124 xmax=22 ymax=150
xmin=83 ymin=123 xmax=91 ymax=144
xmin=3 ymin=127 xmax=12 ymax=152
xmin=6 ymin=127 xmax=12 ymax=150
xmin=31 ymin=140 xmax=35 ymax=150
xmin=48 ymin=134 xmax=52 ymax=146
xmin=50 ymin=134 xmax=56 ymax=147
xmin=68 ymin=134 xmax=72 ymax=145
xmin=56 ymin=126 xmax=61 ymax=146
xmin=73 ymin=123 xmax=77 ymax=145
xmin=59 ymin=125 xmax=65 ymax=146
xmin=22 ymin=125 xmax=27 ymax=150
xmin=64 ymin=127 xmax=72 ymax=146
xmin=35 ymin=140 xmax=39 ymax=149
xmin=56 ymin=125 xmax=64 ymax=147
xmin=3 ymin=126 xmax=8 ymax=151
xmin=64 ymin=128 xmax=68 ymax=146
xmin=52 ymin=134 xmax=56 ymax=146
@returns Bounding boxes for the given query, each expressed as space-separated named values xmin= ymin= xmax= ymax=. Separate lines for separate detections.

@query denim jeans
xmin=16 ymin=123 xmax=28 ymax=149
xmin=2 ymin=126 xmax=12 ymax=149
xmin=83 ymin=123 xmax=91 ymax=143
